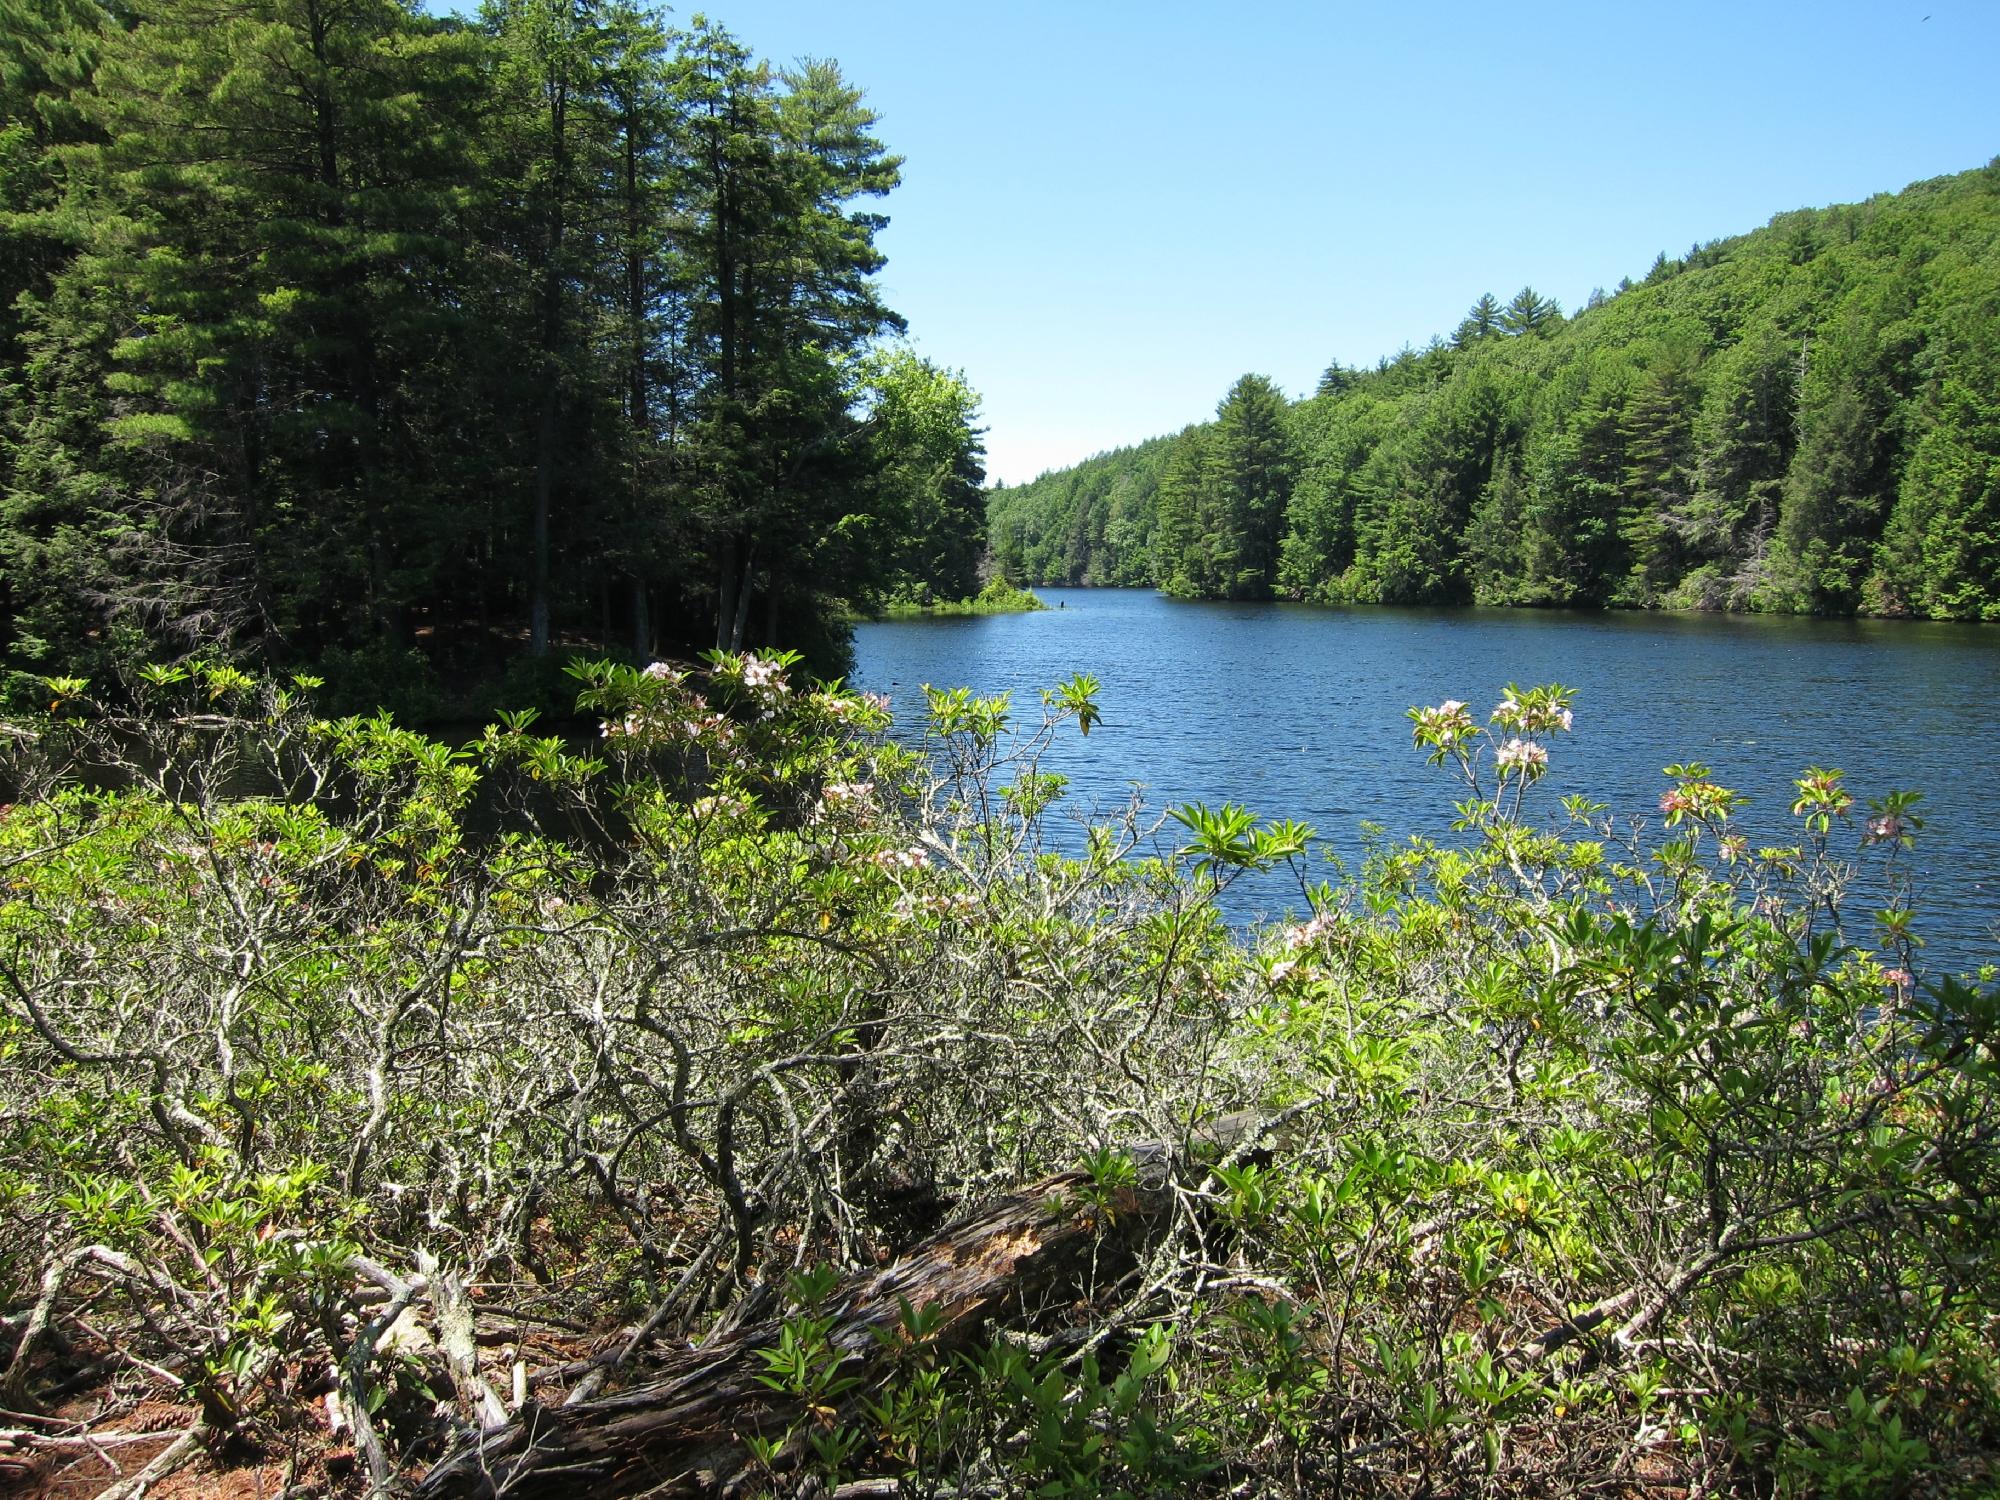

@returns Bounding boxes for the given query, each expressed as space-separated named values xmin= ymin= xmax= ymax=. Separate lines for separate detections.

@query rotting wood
xmin=413 ymin=1165 xmax=1170 ymax=1500
xmin=415 ymin=1107 xmax=1309 ymax=1499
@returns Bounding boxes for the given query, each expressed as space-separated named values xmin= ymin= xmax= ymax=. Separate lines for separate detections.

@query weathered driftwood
xmin=413 ymin=1165 xmax=1173 ymax=1499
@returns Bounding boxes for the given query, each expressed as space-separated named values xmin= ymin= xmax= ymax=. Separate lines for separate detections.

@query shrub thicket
xmin=1 ymin=662 xmax=1996 ymax=1496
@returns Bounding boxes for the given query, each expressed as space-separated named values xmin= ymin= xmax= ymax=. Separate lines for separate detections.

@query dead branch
xmin=414 ymin=1163 xmax=1178 ymax=1499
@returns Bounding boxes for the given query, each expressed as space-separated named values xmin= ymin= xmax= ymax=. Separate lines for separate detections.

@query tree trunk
xmin=530 ymin=380 xmax=556 ymax=657
xmin=529 ymin=73 xmax=569 ymax=659
xmin=412 ymin=1110 xmax=1296 ymax=1500
xmin=728 ymin=548 xmax=755 ymax=652
xmin=413 ymin=1166 xmax=1174 ymax=1500
xmin=630 ymin=578 xmax=650 ymax=662
xmin=724 ymin=536 xmax=748 ymax=652
xmin=716 ymin=536 xmax=756 ymax=652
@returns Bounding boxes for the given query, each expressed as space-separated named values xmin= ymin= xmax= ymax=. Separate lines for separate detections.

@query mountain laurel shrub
xmin=1 ymin=662 xmax=1995 ymax=1495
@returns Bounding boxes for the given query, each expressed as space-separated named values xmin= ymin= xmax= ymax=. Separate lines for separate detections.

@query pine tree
xmin=1454 ymin=292 xmax=1503 ymax=346
xmin=15 ymin=0 xmax=489 ymax=661
xmin=1277 ymin=394 xmax=1392 ymax=599
xmin=1876 ymin=284 xmax=2000 ymax=618
xmin=671 ymin=21 xmax=903 ymax=649
xmin=1684 ymin=322 xmax=1795 ymax=606
xmin=1200 ymin=374 xmax=1294 ymax=599
xmin=1500 ymin=286 xmax=1559 ymax=336
xmin=1615 ymin=334 xmax=1701 ymax=604
xmin=1769 ymin=284 xmax=1918 ymax=612
xmin=1151 ymin=426 xmax=1208 ymax=596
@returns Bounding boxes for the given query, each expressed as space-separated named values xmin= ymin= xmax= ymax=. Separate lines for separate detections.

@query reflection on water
xmin=855 ymin=589 xmax=2000 ymax=975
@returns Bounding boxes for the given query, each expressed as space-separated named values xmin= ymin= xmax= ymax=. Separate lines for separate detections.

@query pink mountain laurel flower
xmin=822 ymin=780 xmax=874 ymax=805
xmin=1866 ymin=814 xmax=1907 ymax=843
xmin=740 ymin=655 xmax=790 ymax=693
xmin=1791 ymin=770 xmax=1853 ymax=816
xmin=1493 ymin=738 xmax=1549 ymax=772
xmin=641 ymin=661 xmax=682 ymax=682
xmin=1285 ymin=910 xmax=1340 ymax=949
xmin=869 ymin=845 xmax=930 ymax=872
xmin=1411 ymin=699 xmax=1475 ymax=745
xmin=1496 ymin=698 xmax=1574 ymax=733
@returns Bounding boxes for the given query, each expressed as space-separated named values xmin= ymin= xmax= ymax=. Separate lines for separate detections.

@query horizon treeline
xmin=989 ymin=161 xmax=2000 ymax=619
xmin=0 ymin=0 xmax=986 ymax=709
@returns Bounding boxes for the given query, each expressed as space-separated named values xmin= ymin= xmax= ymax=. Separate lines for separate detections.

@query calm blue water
xmin=854 ymin=589 xmax=2000 ymax=975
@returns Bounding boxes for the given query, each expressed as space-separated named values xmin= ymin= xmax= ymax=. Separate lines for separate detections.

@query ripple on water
xmin=854 ymin=589 xmax=2000 ymax=974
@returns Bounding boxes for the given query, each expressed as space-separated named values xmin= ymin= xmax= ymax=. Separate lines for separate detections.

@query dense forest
xmin=989 ymin=161 xmax=2000 ymax=618
xmin=0 ymin=0 xmax=988 ymax=711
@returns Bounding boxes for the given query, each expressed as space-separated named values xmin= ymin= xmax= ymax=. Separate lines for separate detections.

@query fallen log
xmin=413 ymin=1164 xmax=1172 ymax=1499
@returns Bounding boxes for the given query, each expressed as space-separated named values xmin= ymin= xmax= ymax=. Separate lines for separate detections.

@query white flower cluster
xmin=1491 ymin=697 xmax=1573 ymax=733
xmin=1493 ymin=738 xmax=1550 ymax=772
xmin=740 ymin=655 xmax=789 ymax=694
xmin=1411 ymin=699 xmax=1475 ymax=745
xmin=1284 ymin=909 xmax=1340 ymax=950
xmin=818 ymin=688 xmax=890 ymax=721
xmin=917 ymin=890 xmax=978 ymax=917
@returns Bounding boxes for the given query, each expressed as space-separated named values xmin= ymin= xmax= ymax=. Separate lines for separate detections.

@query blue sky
xmin=482 ymin=1 xmax=2000 ymax=484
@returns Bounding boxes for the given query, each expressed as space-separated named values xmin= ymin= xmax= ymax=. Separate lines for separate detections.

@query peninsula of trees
xmin=0 ymin=0 xmax=988 ymax=710
xmin=989 ymin=161 xmax=2000 ymax=619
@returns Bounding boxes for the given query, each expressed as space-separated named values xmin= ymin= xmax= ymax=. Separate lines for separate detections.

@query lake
xmin=853 ymin=588 xmax=2000 ymax=976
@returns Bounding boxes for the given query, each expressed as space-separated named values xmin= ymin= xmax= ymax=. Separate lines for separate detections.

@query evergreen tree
xmin=0 ymin=0 xmax=109 ymax=371
xmin=13 ymin=0 xmax=490 ymax=661
xmin=1465 ymin=456 xmax=1529 ymax=604
xmin=1614 ymin=333 xmax=1702 ymax=604
xmin=672 ymin=21 xmax=902 ymax=649
xmin=1151 ymin=425 xmax=1208 ymax=597
xmin=1876 ymin=276 xmax=2000 ymax=618
xmin=1203 ymin=373 xmax=1294 ymax=598
xmin=1315 ymin=360 xmax=1355 ymax=398
xmin=1516 ymin=361 xmax=1628 ymax=605
xmin=1500 ymin=286 xmax=1559 ymax=335
xmin=485 ymin=0 xmax=619 ymax=656
xmin=1277 ymin=393 xmax=1391 ymax=598
xmin=1768 ymin=281 xmax=1918 ymax=612
xmin=1683 ymin=322 xmax=1796 ymax=607
xmin=0 ymin=0 xmax=115 ymax=671
xmin=1454 ymin=292 xmax=1503 ymax=346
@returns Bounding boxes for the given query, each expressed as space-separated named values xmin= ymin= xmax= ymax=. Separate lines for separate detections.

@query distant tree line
xmin=0 ymin=0 xmax=985 ymax=709
xmin=989 ymin=162 xmax=2000 ymax=619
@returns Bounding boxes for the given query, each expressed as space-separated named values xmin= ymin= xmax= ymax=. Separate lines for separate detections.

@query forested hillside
xmin=989 ymin=162 xmax=2000 ymax=618
xmin=0 ymin=0 xmax=986 ymax=709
